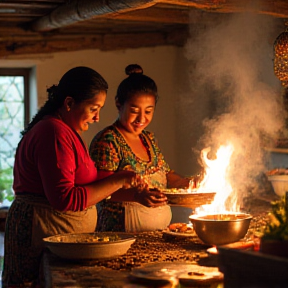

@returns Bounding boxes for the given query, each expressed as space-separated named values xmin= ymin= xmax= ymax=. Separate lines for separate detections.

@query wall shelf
xmin=264 ymin=147 xmax=288 ymax=154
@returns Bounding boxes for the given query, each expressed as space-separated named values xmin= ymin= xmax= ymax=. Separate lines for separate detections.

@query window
xmin=0 ymin=68 xmax=31 ymax=206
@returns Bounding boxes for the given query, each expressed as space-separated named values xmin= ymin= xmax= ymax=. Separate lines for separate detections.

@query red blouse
xmin=13 ymin=116 xmax=97 ymax=211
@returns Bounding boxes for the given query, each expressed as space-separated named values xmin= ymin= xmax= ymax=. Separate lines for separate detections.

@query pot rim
xmin=189 ymin=212 xmax=252 ymax=222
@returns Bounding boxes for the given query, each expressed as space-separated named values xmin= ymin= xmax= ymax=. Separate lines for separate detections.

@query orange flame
xmin=195 ymin=143 xmax=239 ymax=214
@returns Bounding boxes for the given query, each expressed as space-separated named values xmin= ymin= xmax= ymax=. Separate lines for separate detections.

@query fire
xmin=194 ymin=143 xmax=239 ymax=214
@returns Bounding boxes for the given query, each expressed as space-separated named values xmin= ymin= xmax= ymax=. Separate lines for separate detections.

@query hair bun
xmin=125 ymin=64 xmax=143 ymax=76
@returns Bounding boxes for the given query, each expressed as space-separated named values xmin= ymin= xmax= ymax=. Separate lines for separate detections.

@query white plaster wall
xmin=0 ymin=46 xmax=198 ymax=177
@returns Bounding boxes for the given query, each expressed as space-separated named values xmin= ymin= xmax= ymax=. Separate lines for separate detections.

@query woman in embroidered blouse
xmin=89 ymin=64 xmax=191 ymax=233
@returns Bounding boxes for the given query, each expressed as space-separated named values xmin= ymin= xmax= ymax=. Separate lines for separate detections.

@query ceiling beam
xmin=29 ymin=0 xmax=288 ymax=33
xmin=0 ymin=28 xmax=188 ymax=59
xmin=158 ymin=0 xmax=288 ymax=18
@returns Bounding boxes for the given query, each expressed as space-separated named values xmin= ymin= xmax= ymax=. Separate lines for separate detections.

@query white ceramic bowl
xmin=43 ymin=232 xmax=136 ymax=260
xmin=267 ymin=175 xmax=288 ymax=197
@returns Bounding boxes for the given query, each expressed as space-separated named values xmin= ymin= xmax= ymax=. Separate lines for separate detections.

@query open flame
xmin=194 ymin=143 xmax=239 ymax=214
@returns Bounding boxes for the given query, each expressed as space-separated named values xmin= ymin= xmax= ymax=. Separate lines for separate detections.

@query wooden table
xmin=39 ymin=231 xmax=223 ymax=288
xmin=39 ymin=194 xmax=275 ymax=288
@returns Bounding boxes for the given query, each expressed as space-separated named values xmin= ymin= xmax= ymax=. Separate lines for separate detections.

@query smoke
xmin=184 ymin=11 xmax=287 ymax=199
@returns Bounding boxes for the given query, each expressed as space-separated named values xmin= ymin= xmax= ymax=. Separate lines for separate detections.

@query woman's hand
xmin=167 ymin=170 xmax=204 ymax=189
xmin=134 ymin=187 xmax=167 ymax=207
xmin=114 ymin=170 xmax=144 ymax=189
xmin=167 ymin=171 xmax=190 ymax=189
xmin=86 ymin=171 xmax=151 ymax=206
xmin=188 ymin=173 xmax=204 ymax=189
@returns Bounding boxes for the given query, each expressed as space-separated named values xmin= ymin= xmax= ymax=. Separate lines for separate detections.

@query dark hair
xmin=21 ymin=66 xmax=108 ymax=136
xmin=115 ymin=64 xmax=158 ymax=106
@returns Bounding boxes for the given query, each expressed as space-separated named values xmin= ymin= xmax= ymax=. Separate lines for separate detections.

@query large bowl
xmin=267 ymin=174 xmax=288 ymax=197
xmin=189 ymin=212 xmax=252 ymax=246
xmin=43 ymin=232 xmax=136 ymax=260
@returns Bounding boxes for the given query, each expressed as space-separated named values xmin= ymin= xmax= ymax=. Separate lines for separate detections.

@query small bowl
xmin=189 ymin=212 xmax=252 ymax=246
xmin=267 ymin=174 xmax=288 ymax=197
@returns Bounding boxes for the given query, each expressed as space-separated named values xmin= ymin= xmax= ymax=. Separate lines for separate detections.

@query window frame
xmin=0 ymin=67 xmax=32 ymax=206
xmin=0 ymin=68 xmax=31 ymax=127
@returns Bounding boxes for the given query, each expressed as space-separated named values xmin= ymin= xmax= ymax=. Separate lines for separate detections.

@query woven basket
xmin=162 ymin=189 xmax=216 ymax=208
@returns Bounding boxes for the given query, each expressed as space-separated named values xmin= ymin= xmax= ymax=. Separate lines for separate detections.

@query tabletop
xmin=39 ymin=194 xmax=274 ymax=288
xmin=39 ymin=230 xmax=223 ymax=288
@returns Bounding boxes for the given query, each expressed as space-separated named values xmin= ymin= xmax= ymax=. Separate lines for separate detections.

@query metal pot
xmin=189 ymin=212 xmax=252 ymax=246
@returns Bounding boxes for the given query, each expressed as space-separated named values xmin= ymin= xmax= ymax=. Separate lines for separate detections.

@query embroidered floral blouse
xmin=89 ymin=123 xmax=170 ymax=231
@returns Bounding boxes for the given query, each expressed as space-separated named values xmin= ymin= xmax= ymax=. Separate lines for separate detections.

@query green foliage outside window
xmin=0 ymin=75 xmax=26 ymax=205
xmin=0 ymin=168 xmax=14 ymax=203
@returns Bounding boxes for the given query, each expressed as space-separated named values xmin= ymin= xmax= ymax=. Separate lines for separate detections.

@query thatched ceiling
xmin=0 ymin=0 xmax=288 ymax=58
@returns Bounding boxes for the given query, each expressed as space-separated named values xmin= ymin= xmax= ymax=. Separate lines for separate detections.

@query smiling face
xmin=117 ymin=93 xmax=156 ymax=136
xmin=63 ymin=91 xmax=107 ymax=133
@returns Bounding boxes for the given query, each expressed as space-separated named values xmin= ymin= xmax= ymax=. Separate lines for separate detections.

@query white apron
xmin=124 ymin=202 xmax=171 ymax=232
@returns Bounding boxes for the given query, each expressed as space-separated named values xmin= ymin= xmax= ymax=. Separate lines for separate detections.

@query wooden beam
xmin=0 ymin=3 xmax=58 ymax=9
xmin=0 ymin=29 xmax=188 ymax=59
xmin=107 ymin=5 xmax=190 ymax=24
xmin=29 ymin=0 xmax=288 ymax=34
xmin=156 ymin=0 xmax=288 ymax=18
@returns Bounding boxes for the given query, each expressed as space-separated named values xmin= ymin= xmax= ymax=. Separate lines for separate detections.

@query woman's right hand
xmin=134 ymin=187 xmax=167 ymax=207
xmin=114 ymin=170 xmax=144 ymax=189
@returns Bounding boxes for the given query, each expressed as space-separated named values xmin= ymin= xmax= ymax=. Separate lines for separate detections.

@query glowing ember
xmin=194 ymin=143 xmax=239 ymax=214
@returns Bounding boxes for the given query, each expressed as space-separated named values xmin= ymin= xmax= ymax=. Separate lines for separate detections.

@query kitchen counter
xmin=39 ymin=194 xmax=274 ymax=288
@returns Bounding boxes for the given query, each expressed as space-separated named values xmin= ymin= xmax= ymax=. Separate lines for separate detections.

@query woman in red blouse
xmin=2 ymin=66 xmax=142 ymax=287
